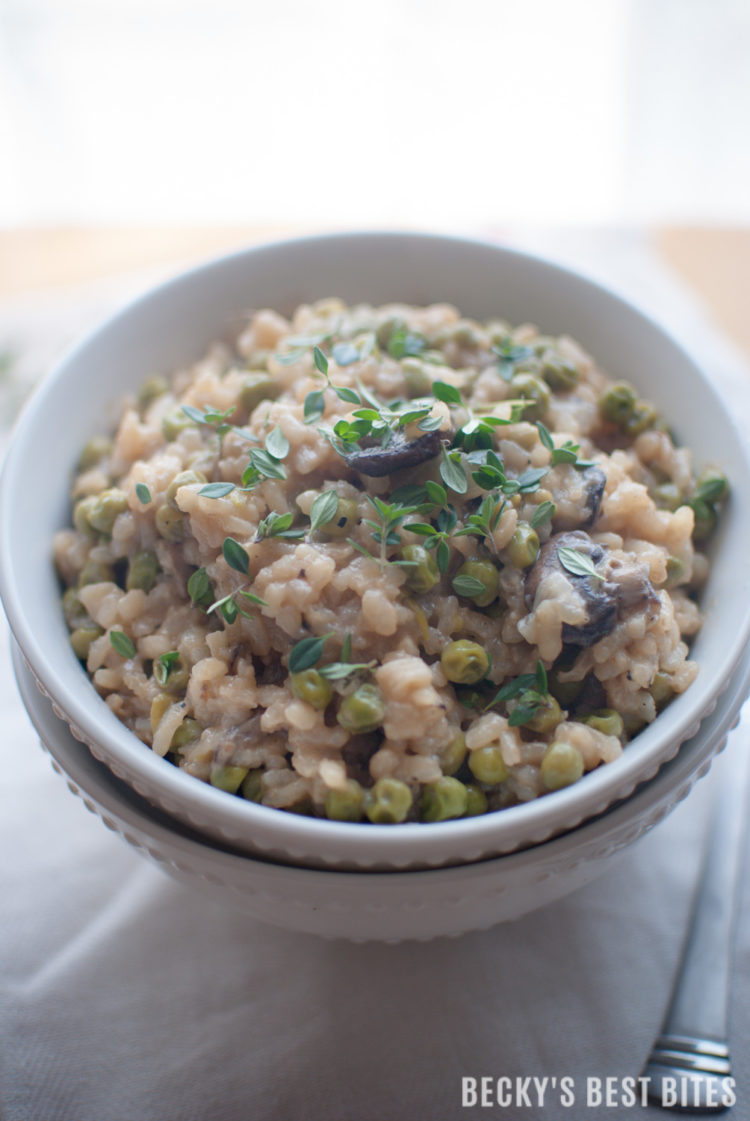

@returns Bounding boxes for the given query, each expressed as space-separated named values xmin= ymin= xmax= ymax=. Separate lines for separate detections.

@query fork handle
xmin=660 ymin=765 xmax=747 ymax=1044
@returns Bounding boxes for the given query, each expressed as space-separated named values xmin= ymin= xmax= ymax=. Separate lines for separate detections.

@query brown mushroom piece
xmin=524 ymin=530 xmax=659 ymax=648
xmin=552 ymin=465 xmax=607 ymax=530
xmin=343 ymin=429 xmax=442 ymax=477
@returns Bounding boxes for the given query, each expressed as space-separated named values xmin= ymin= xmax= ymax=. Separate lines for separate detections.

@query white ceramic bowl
xmin=2 ymin=232 xmax=750 ymax=870
xmin=13 ymin=637 xmax=750 ymax=941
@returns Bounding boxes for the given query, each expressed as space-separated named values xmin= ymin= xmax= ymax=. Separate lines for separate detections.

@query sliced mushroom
xmin=551 ymin=464 xmax=606 ymax=531
xmin=525 ymin=530 xmax=659 ymax=648
xmin=344 ymin=429 xmax=442 ymax=477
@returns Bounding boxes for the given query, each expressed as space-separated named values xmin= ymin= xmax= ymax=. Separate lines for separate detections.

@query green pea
xmin=165 ymin=468 xmax=208 ymax=509
xmin=510 ymin=372 xmax=550 ymax=421
xmin=72 ymin=495 xmax=99 ymax=536
xmin=155 ymin=504 xmax=186 ymax=542
xmin=402 ymin=544 xmax=440 ymax=595
xmin=138 ymin=376 xmax=169 ymax=410
xmin=580 ymin=709 xmax=624 ymax=738
xmin=87 ymin=488 xmax=128 ymax=535
xmin=62 ymin=588 xmax=89 ymax=630
xmin=464 ymin=783 xmax=488 ymax=817
xmin=651 ymin=482 xmax=683 ymax=512
xmin=688 ymin=498 xmax=718 ymax=543
xmin=170 ymin=718 xmax=203 ymax=749
xmin=694 ymin=468 xmax=729 ymax=505
xmin=540 ymin=741 xmax=584 ymax=791
xmin=337 ymin=683 xmax=386 ymax=733
xmin=375 ymin=316 xmax=405 ymax=350
xmin=504 ymin=522 xmax=540 ymax=569
xmin=69 ymin=624 xmax=104 ymax=660
xmin=325 ymin=779 xmax=365 ymax=822
xmin=78 ymin=558 xmax=115 ymax=587
xmin=290 ymin=669 xmax=333 ymax=710
xmin=454 ymin=557 xmax=499 ymax=607
xmin=538 ymin=349 xmax=579 ymax=390
xmin=126 ymin=550 xmax=160 ymax=592
xmin=421 ymin=776 xmax=468 ymax=822
xmin=241 ymin=768 xmax=265 ymax=802
xmin=623 ymin=400 xmax=659 ymax=436
xmin=401 ymin=357 xmax=434 ymax=397
xmin=439 ymin=731 xmax=467 ymax=777
xmin=650 ymin=672 xmax=674 ymax=712
xmin=161 ymin=407 xmax=195 ymax=442
xmin=210 ymin=764 xmax=249 ymax=794
xmin=240 ymin=372 xmax=281 ymax=413
xmin=599 ymin=382 xmax=638 ymax=426
xmin=319 ymin=496 xmax=359 ymax=539
xmin=665 ymin=556 xmax=687 ymax=588
xmin=436 ymin=320 xmax=483 ymax=349
xmin=160 ymin=657 xmax=190 ymax=696
xmin=364 ymin=777 xmax=412 ymax=824
xmin=526 ymin=695 xmax=563 ymax=735
xmin=441 ymin=640 xmax=489 ymax=685
xmin=468 ymin=745 xmax=509 ymax=786
xmin=77 ymin=436 xmax=112 ymax=472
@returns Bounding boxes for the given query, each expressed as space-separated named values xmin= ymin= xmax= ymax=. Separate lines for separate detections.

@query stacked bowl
xmin=3 ymin=233 xmax=750 ymax=940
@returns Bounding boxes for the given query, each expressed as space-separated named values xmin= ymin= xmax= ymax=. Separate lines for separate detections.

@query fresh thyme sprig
xmin=181 ymin=404 xmax=237 ymax=456
xmin=536 ymin=422 xmax=596 ymax=469
xmin=287 ymin=632 xmax=375 ymax=681
xmin=453 ymin=491 xmax=507 ymax=554
xmin=154 ymin=650 xmax=180 ymax=686
xmin=492 ymin=337 xmax=537 ymax=382
xmin=485 ymin=660 xmax=550 ymax=726
xmin=356 ymin=495 xmax=423 ymax=567
xmin=255 ymin=511 xmax=305 ymax=542
xmin=557 ymin=545 xmax=605 ymax=582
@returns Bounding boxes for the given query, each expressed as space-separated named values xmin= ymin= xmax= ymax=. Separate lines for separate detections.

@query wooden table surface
xmin=2 ymin=225 xmax=749 ymax=362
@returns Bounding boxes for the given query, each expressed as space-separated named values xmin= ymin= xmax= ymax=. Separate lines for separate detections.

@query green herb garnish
xmin=288 ymin=634 xmax=331 ymax=674
xmin=452 ymin=574 xmax=487 ymax=598
xmin=222 ymin=537 xmax=250 ymax=574
xmin=109 ymin=630 xmax=136 ymax=659
xmin=309 ymin=490 xmax=340 ymax=533
xmin=187 ymin=567 xmax=214 ymax=609
xmin=431 ymin=380 xmax=462 ymax=406
xmin=255 ymin=511 xmax=305 ymax=542
xmin=265 ymin=425 xmax=290 ymax=460
xmin=154 ymin=650 xmax=180 ymax=686
xmin=557 ymin=545 xmax=604 ymax=582
xmin=198 ymin=482 xmax=235 ymax=499
xmin=135 ymin=482 xmax=151 ymax=504
xmin=439 ymin=447 xmax=468 ymax=494
xmin=485 ymin=660 xmax=549 ymax=726
xmin=530 ymin=500 xmax=556 ymax=529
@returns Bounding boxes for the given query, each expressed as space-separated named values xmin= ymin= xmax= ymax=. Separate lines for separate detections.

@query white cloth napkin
xmin=1 ymin=231 xmax=749 ymax=1121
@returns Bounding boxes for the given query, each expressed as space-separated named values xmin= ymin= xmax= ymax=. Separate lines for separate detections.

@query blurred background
xmin=0 ymin=0 xmax=749 ymax=420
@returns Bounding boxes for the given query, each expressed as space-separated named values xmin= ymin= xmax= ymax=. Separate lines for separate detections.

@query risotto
xmin=54 ymin=299 xmax=728 ymax=824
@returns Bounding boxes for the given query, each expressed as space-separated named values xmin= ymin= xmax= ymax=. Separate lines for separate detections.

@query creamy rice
xmin=54 ymin=299 xmax=727 ymax=824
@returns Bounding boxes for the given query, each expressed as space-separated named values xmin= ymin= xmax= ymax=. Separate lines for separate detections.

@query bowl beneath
xmin=13 ymin=637 xmax=750 ymax=941
xmin=2 ymin=232 xmax=749 ymax=869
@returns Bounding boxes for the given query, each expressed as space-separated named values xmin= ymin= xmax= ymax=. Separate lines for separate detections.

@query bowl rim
xmin=13 ymin=633 xmax=750 ymax=885
xmin=2 ymin=229 xmax=750 ymax=865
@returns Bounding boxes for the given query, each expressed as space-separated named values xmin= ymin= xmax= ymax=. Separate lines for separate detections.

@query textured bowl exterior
xmin=13 ymin=640 xmax=750 ymax=941
xmin=2 ymin=232 xmax=750 ymax=870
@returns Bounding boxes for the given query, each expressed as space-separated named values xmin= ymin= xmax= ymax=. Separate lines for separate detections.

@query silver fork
xmin=642 ymin=753 xmax=748 ymax=1112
